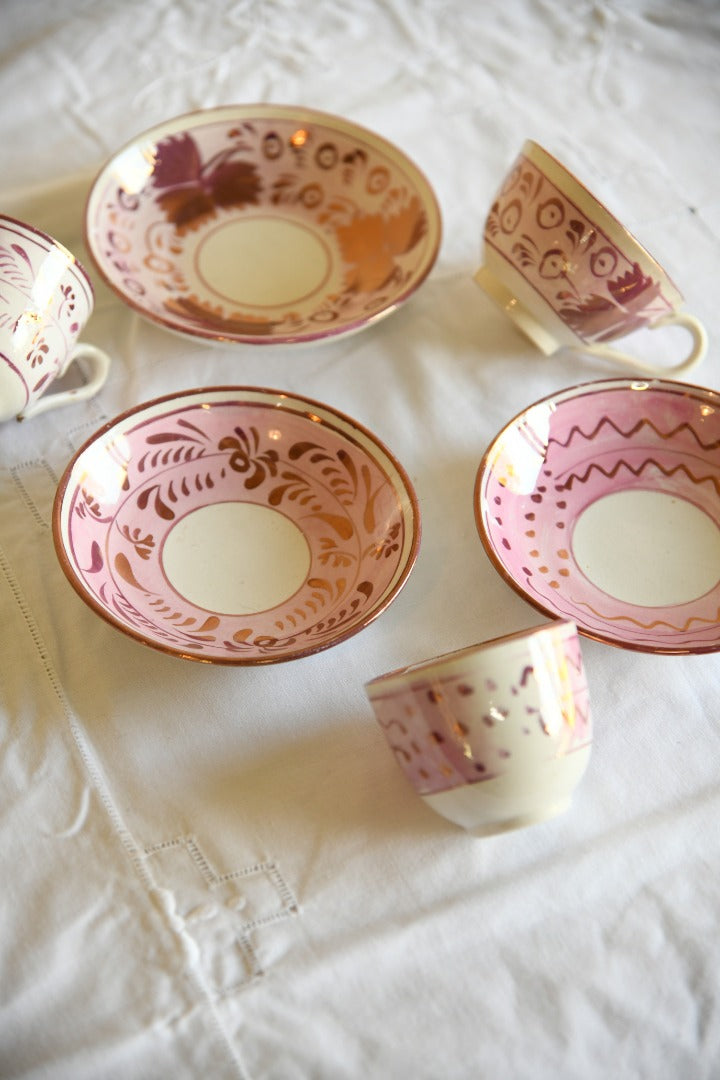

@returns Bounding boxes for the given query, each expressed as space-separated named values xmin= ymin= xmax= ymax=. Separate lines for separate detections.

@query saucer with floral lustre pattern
xmin=53 ymin=387 xmax=420 ymax=663
xmin=84 ymin=105 xmax=441 ymax=346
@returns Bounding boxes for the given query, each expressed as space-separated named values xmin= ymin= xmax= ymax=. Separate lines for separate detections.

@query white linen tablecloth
xmin=1 ymin=2 xmax=719 ymax=1077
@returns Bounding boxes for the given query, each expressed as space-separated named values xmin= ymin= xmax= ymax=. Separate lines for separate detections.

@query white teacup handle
xmin=575 ymin=312 xmax=708 ymax=379
xmin=19 ymin=343 xmax=111 ymax=421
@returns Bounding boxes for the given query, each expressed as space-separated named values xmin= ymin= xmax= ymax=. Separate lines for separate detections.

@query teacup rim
xmin=520 ymin=139 xmax=683 ymax=304
xmin=365 ymin=617 xmax=578 ymax=694
xmin=0 ymin=212 xmax=95 ymax=298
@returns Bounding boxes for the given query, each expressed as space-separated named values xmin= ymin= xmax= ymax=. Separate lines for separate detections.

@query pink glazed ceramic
xmin=84 ymin=105 xmax=441 ymax=346
xmin=366 ymin=620 xmax=592 ymax=836
xmin=474 ymin=141 xmax=706 ymax=377
xmin=475 ymin=378 xmax=720 ymax=654
xmin=53 ymin=387 xmax=420 ymax=664
xmin=0 ymin=216 xmax=110 ymax=421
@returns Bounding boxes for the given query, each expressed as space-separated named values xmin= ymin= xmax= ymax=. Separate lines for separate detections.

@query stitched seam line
xmin=144 ymin=837 xmax=300 ymax=926
xmin=0 ymin=543 xmax=250 ymax=1080
xmin=0 ymin=541 xmax=153 ymax=886
xmin=7 ymin=460 xmax=60 ymax=530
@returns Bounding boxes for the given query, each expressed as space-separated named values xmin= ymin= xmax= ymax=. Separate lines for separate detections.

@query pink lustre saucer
xmin=53 ymin=387 xmax=420 ymax=663
xmin=474 ymin=378 xmax=720 ymax=654
xmin=84 ymin=105 xmax=441 ymax=346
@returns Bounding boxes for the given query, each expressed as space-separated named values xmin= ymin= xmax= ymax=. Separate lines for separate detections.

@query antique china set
xmin=3 ymin=105 xmax=717 ymax=835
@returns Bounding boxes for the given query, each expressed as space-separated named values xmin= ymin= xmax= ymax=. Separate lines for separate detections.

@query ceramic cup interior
xmin=0 ymin=214 xmax=110 ymax=422
xmin=474 ymin=141 xmax=706 ymax=377
xmin=366 ymin=619 xmax=592 ymax=837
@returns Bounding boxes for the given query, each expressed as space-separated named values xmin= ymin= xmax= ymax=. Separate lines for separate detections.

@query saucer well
xmin=84 ymin=105 xmax=441 ymax=346
xmin=474 ymin=378 xmax=720 ymax=654
xmin=53 ymin=387 xmax=420 ymax=663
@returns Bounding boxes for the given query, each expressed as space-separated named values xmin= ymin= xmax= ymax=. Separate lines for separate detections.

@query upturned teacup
xmin=474 ymin=141 xmax=707 ymax=377
xmin=0 ymin=215 xmax=110 ymax=422
xmin=366 ymin=620 xmax=592 ymax=837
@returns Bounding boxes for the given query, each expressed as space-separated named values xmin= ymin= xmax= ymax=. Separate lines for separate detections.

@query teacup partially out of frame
xmin=0 ymin=215 xmax=110 ymax=422
xmin=474 ymin=141 xmax=707 ymax=378
xmin=366 ymin=620 xmax=592 ymax=837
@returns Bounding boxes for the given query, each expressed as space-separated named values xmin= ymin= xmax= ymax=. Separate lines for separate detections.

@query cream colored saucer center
xmin=163 ymin=502 xmax=311 ymax=614
xmin=572 ymin=489 xmax=720 ymax=607
xmin=197 ymin=216 xmax=331 ymax=308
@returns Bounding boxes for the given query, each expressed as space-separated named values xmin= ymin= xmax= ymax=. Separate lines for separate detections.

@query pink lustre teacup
xmin=0 ymin=215 xmax=110 ymax=422
xmin=365 ymin=620 xmax=592 ymax=836
xmin=474 ymin=141 xmax=707 ymax=377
